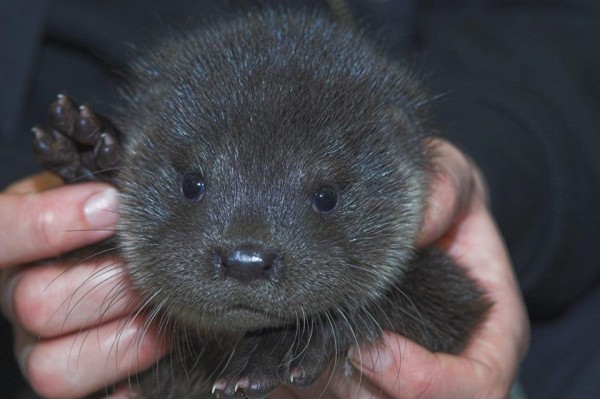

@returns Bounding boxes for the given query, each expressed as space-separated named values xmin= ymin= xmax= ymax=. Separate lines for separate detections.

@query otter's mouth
xmin=227 ymin=303 xmax=272 ymax=316
xmin=202 ymin=303 xmax=295 ymax=331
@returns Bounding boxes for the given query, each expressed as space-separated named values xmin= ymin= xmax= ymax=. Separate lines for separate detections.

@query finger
xmin=350 ymin=333 xmax=506 ymax=399
xmin=0 ymin=183 xmax=119 ymax=268
xmin=280 ymin=365 xmax=393 ymax=399
xmin=315 ymin=367 xmax=394 ymax=399
xmin=103 ymin=387 xmax=135 ymax=399
xmin=19 ymin=316 xmax=170 ymax=399
xmin=6 ymin=258 xmax=139 ymax=338
xmin=417 ymin=139 xmax=479 ymax=247
xmin=3 ymin=172 xmax=63 ymax=194
xmin=443 ymin=204 xmax=530 ymax=382
xmin=349 ymin=339 xmax=515 ymax=399
xmin=354 ymin=206 xmax=529 ymax=399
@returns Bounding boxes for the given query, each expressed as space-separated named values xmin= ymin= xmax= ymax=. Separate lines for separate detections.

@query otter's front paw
xmin=32 ymin=94 xmax=122 ymax=183
xmin=212 ymin=327 xmax=339 ymax=399
xmin=212 ymin=331 xmax=293 ymax=399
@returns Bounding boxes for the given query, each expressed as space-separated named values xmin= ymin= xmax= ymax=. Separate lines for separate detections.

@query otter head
xmin=116 ymin=13 xmax=430 ymax=334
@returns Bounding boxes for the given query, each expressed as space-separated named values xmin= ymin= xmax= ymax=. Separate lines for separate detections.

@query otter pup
xmin=33 ymin=9 xmax=490 ymax=399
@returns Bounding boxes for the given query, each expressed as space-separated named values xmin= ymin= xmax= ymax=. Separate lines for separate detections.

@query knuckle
xmin=13 ymin=270 xmax=54 ymax=335
xmin=28 ymin=196 xmax=62 ymax=252
xmin=404 ymin=367 xmax=438 ymax=399
xmin=0 ymin=271 xmax=18 ymax=321
xmin=435 ymin=170 xmax=461 ymax=210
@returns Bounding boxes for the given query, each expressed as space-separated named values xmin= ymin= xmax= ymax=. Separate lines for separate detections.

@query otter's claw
xmin=213 ymin=325 xmax=340 ymax=398
xmin=33 ymin=94 xmax=122 ymax=184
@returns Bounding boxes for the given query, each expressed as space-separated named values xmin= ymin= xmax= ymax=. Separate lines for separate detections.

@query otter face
xmin=115 ymin=16 xmax=429 ymax=333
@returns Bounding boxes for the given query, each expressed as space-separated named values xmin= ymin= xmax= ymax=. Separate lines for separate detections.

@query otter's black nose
xmin=220 ymin=249 xmax=277 ymax=283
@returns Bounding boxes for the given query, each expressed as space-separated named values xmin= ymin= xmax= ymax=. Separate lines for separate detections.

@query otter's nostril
xmin=219 ymin=248 xmax=276 ymax=283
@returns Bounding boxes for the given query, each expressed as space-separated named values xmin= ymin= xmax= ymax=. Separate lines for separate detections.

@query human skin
xmin=275 ymin=140 xmax=530 ymax=399
xmin=0 ymin=139 xmax=529 ymax=399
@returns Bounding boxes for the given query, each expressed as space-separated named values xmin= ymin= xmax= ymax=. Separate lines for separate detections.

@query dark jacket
xmin=1 ymin=1 xmax=599 ymax=398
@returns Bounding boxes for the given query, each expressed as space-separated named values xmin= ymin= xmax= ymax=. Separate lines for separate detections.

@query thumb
xmin=349 ymin=333 xmax=501 ymax=399
xmin=0 ymin=182 xmax=118 ymax=268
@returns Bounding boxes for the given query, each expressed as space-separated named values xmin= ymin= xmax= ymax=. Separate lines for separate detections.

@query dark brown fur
xmin=34 ymin=9 xmax=490 ymax=399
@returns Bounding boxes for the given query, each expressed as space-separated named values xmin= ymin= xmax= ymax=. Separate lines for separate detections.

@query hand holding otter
xmin=0 ymin=174 xmax=169 ymax=399
xmin=273 ymin=139 xmax=530 ymax=399
xmin=0 ymin=139 xmax=529 ymax=399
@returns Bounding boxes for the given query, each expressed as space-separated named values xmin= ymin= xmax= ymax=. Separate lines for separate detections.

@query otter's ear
xmin=32 ymin=94 xmax=123 ymax=185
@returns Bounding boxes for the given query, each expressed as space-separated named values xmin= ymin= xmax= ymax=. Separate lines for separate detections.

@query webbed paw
xmin=212 ymin=326 xmax=342 ymax=398
xmin=32 ymin=94 xmax=122 ymax=183
xmin=212 ymin=330 xmax=293 ymax=399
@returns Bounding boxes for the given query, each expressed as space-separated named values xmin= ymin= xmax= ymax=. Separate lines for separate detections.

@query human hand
xmin=0 ymin=173 xmax=169 ymax=399
xmin=2 ymin=137 xmax=529 ymax=399
xmin=270 ymin=138 xmax=530 ymax=399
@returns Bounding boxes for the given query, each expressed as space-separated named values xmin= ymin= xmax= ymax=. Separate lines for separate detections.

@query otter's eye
xmin=312 ymin=185 xmax=338 ymax=214
xmin=182 ymin=172 xmax=206 ymax=202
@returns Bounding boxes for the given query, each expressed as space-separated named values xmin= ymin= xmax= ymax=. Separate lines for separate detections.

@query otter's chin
xmin=175 ymin=304 xmax=296 ymax=333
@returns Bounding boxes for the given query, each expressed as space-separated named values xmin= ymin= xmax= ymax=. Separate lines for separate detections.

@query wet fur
xmin=35 ymin=9 xmax=490 ymax=399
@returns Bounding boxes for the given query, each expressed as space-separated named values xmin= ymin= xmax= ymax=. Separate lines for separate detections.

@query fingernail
xmin=84 ymin=188 xmax=119 ymax=227
xmin=349 ymin=344 xmax=393 ymax=373
xmin=1 ymin=274 xmax=21 ymax=322
xmin=17 ymin=344 xmax=33 ymax=378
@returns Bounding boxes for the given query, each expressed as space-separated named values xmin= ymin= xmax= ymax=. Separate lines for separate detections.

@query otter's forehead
xmin=153 ymin=71 xmax=384 ymax=175
xmin=125 ymin=11 xmax=408 ymax=151
xmin=119 ymin=10 xmax=427 ymax=222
